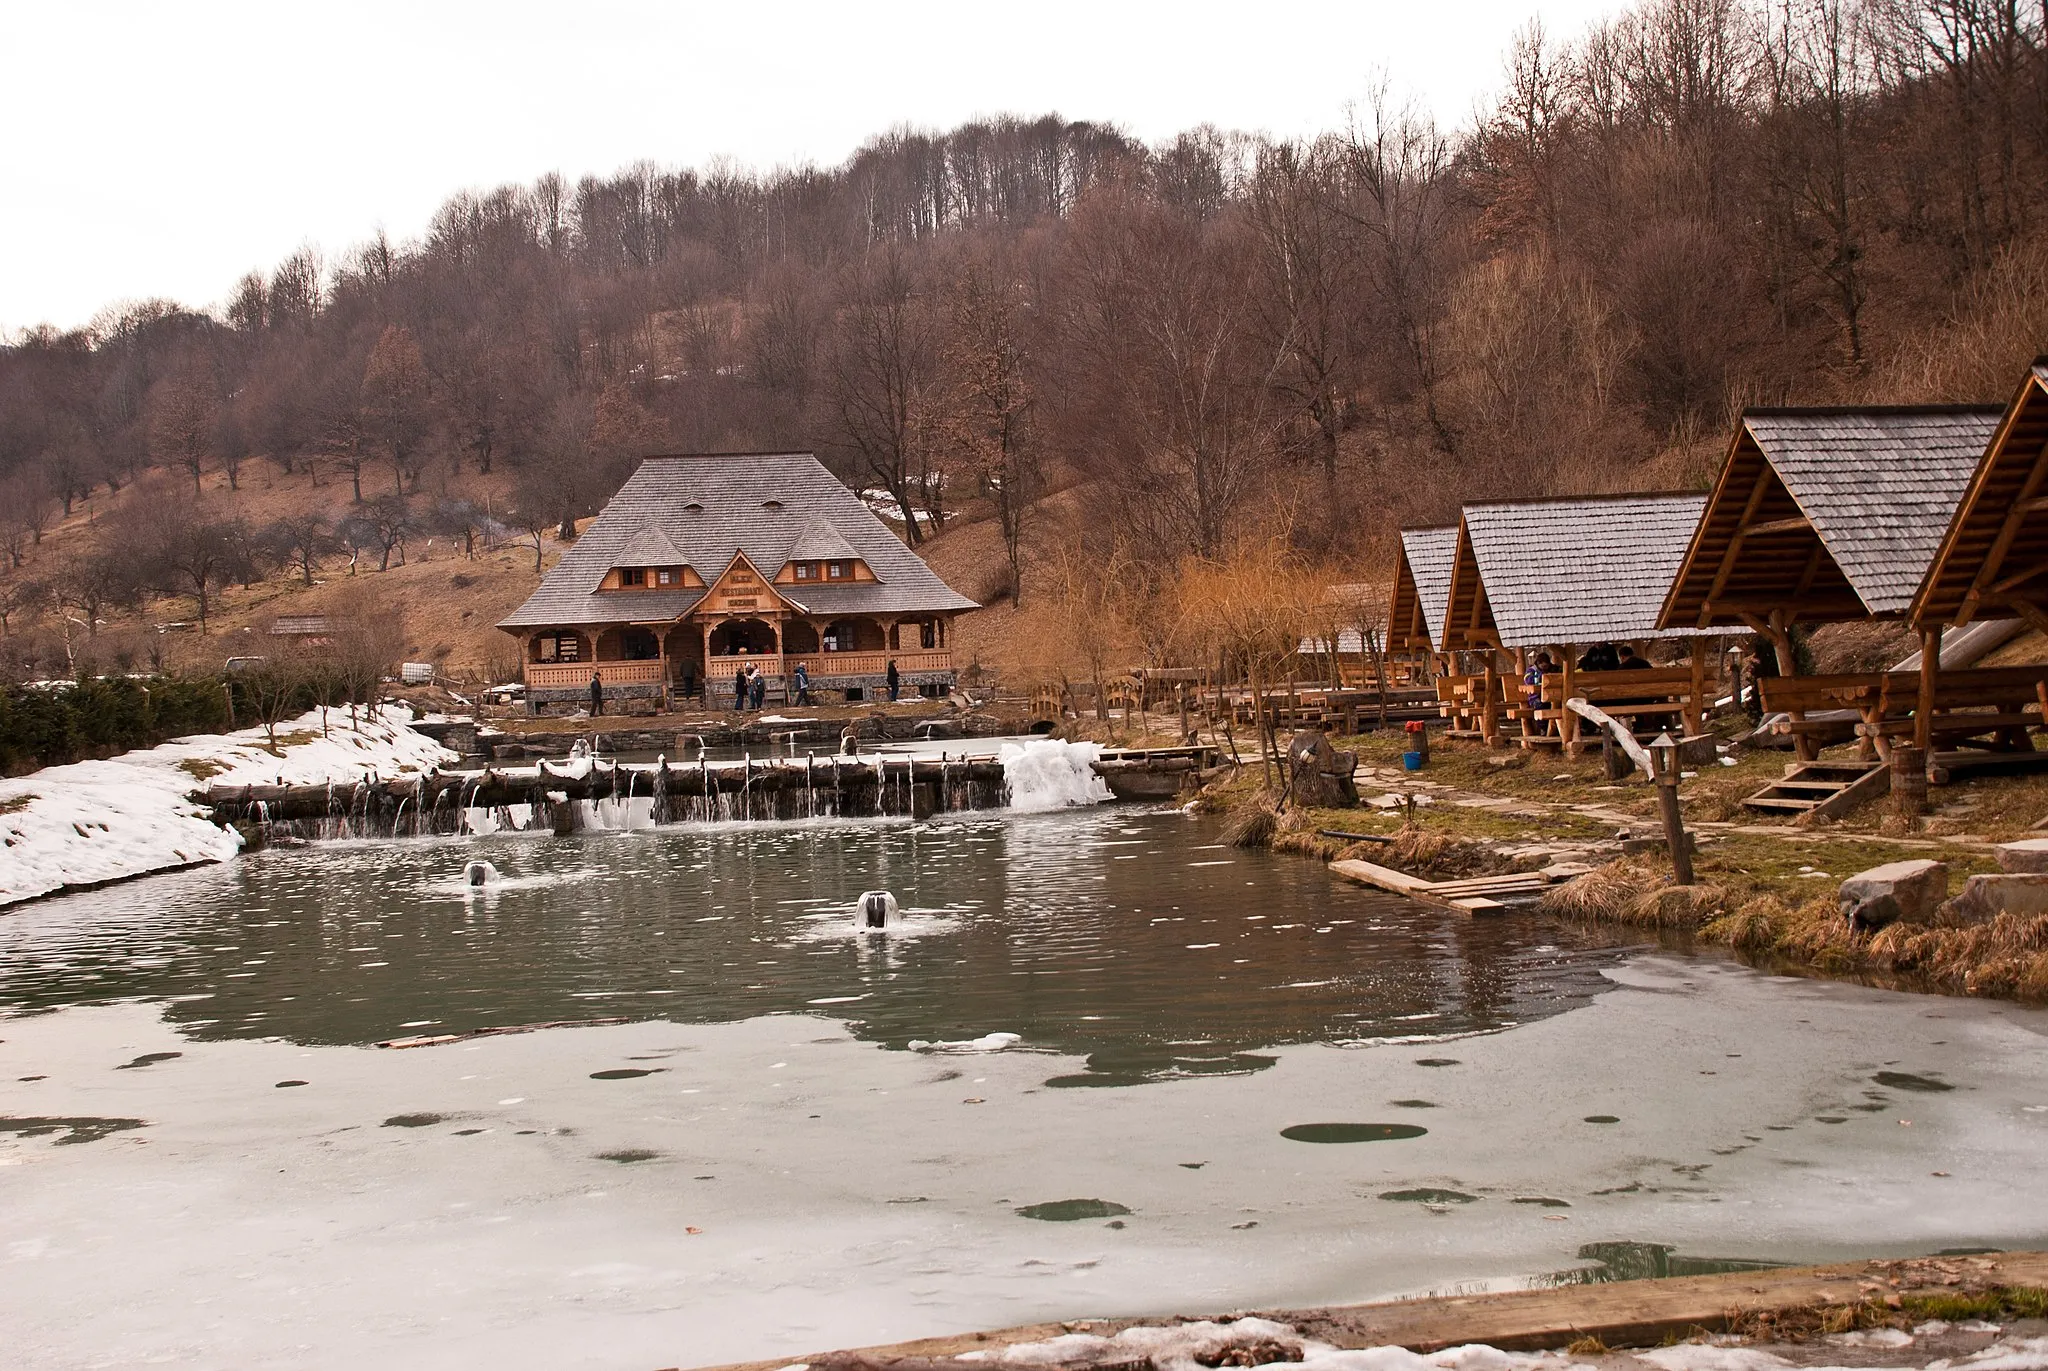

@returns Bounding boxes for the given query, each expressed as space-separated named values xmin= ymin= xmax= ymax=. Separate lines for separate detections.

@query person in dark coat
xmin=588 ymin=670 xmax=604 ymax=717
xmin=1614 ymin=643 xmax=1653 ymax=672
xmin=792 ymin=661 xmax=811 ymax=706
xmin=733 ymin=666 xmax=747 ymax=712
xmin=885 ymin=659 xmax=901 ymax=702
xmin=679 ymin=658 xmax=697 ymax=701
xmin=750 ymin=667 xmax=766 ymax=711
xmin=1577 ymin=643 xmax=1620 ymax=672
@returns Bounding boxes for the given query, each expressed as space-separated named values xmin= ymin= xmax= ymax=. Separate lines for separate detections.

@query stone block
xmin=1939 ymin=873 xmax=2048 ymax=924
xmin=1838 ymin=859 xmax=1949 ymax=929
xmin=1995 ymin=838 xmax=2048 ymax=874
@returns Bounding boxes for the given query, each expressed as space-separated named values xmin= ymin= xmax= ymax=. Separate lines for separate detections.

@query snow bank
xmin=979 ymin=1320 xmax=1586 ymax=1371
xmin=0 ymin=705 xmax=456 ymax=907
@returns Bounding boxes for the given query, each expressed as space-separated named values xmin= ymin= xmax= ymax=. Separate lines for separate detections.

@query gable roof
xmin=500 ymin=453 xmax=978 ymax=630
xmin=789 ymin=515 xmax=861 ymax=563
xmin=1661 ymin=406 xmax=2003 ymax=629
xmin=1386 ymin=527 xmax=1455 ymax=651
xmin=1443 ymin=493 xmax=1717 ymax=650
xmin=1913 ymin=364 xmax=2048 ymax=629
xmin=612 ymin=524 xmax=689 ymax=570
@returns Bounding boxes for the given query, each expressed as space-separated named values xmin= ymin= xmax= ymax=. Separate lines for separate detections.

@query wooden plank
xmin=1800 ymin=761 xmax=1892 ymax=824
xmin=1330 ymin=858 xmax=1432 ymax=895
xmin=702 ymin=1252 xmax=2048 ymax=1371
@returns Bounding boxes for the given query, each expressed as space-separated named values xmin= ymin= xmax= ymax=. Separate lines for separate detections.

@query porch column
xmin=1685 ymin=639 xmax=1707 ymax=737
xmin=1915 ymin=626 xmax=1940 ymax=753
xmin=1561 ymin=649 xmax=1580 ymax=756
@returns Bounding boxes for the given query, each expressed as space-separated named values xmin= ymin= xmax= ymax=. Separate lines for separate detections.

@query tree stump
xmin=1287 ymin=730 xmax=1359 ymax=808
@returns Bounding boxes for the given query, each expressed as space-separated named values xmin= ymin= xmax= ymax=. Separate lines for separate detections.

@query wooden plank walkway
xmin=1329 ymin=857 xmax=1589 ymax=915
xmin=696 ymin=1250 xmax=2048 ymax=1371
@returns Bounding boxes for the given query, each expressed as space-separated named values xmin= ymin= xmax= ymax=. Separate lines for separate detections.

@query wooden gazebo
xmin=1439 ymin=493 xmax=1726 ymax=750
xmin=1656 ymin=401 xmax=2048 ymax=778
xmin=1386 ymin=527 xmax=1456 ymax=654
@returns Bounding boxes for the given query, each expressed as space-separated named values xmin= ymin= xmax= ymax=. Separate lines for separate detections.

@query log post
xmin=1649 ymin=733 xmax=1692 ymax=886
xmin=1890 ymin=743 xmax=1927 ymax=821
xmin=1915 ymin=626 xmax=1941 ymax=753
xmin=1686 ymin=640 xmax=1707 ymax=737
xmin=1481 ymin=657 xmax=1500 ymax=747
xmin=1561 ymin=649 xmax=1580 ymax=757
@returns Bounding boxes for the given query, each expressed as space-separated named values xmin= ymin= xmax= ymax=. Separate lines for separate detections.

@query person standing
xmin=886 ymin=658 xmax=901 ymax=702
xmin=679 ymin=657 xmax=697 ymax=702
xmin=733 ymin=665 xmax=747 ymax=712
xmin=793 ymin=660 xmax=811 ymax=706
xmin=588 ymin=670 xmax=604 ymax=717
xmin=750 ymin=665 xmax=766 ymax=711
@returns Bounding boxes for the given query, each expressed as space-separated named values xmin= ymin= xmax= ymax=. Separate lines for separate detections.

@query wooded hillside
xmin=5 ymin=0 xmax=2048 ymax=682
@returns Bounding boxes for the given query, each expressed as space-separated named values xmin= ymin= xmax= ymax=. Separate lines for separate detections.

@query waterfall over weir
xmin=216 ymin=741 xmax=1118 ymax=842
xmin=999 ymin=739 xmax=1114 ymax=812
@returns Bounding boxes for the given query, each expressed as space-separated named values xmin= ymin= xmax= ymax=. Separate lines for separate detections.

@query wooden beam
xmin=1745 ymin=513 xmax=1812 ymax=537
xmin=1988 ymin=561 xmax=2048 ymax=597
xmin=1791 ymin=542 xmax=1828 ymax=598
xmin=2011 ymin=598 xmax=2048 ymax=639
xmin=1959 ymin=436 xmax=2048 ymax=623
xmin=1699 ymin=460 xmax=1778 ymax=625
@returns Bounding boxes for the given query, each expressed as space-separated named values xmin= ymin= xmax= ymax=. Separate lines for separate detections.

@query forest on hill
xmin=4 ymin=0 xmax=2048 ymax=682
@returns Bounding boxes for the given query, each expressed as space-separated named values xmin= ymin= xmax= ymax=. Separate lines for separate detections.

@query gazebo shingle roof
xmin=1446 ymin=493 xmax=1715 ymax=650
xmin=1745 ymin=408 xmax=2003 ymax=615
xmin=500 ymin=454 xmax=977 ymax=630
xmin=1388 ymin=526 xmax=1456 ymax=650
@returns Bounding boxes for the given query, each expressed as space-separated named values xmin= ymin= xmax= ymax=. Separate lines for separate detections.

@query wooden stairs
xmin=1740 ymin=759 xmax=1889 ymax=820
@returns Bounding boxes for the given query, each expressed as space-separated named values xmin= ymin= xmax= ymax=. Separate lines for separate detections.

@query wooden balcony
xmin=701 ymin=649 xmax=954 ymax=681
xmin=525 ymin=660 xmax=667 ymax=690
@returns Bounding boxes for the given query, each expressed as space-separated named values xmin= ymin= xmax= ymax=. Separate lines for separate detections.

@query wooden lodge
xmin=498 ymin=454 xmax=978 ymax=711
xmin=1432 ymin=493 xmax=1731 ymax=751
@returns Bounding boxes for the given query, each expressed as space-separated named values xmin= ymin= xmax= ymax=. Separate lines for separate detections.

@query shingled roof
xmin=500 ymin=454 xmax=978 ymax=630
xmin=1914 ymin=364 xmax=2048 ymax=629
xmin=1386 ymin=527 xmax=1456 ymax=651
xmin=1661 ymin=406 xmax=2004 ymax=629
xmin=1442 ymin=493 xmax=1717 ymax=650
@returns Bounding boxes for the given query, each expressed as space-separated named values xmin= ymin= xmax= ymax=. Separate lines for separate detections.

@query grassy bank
xmin=1198 ymin=725 xmax=2048 ymax=1003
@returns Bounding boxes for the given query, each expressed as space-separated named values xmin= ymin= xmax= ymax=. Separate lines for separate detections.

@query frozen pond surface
xmin=3 ymin=809 xmax=2048 ymax=1370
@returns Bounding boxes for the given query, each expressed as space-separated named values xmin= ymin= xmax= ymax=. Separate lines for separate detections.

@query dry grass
xmin=1537 ymin=858 xmax=1727 ymax=929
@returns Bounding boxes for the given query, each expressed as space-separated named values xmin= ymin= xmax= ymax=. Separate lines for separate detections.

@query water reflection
xmin=0 ymin=808 xmax=1643 ymax=1085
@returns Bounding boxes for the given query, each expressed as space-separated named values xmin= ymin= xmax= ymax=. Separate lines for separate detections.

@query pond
xmin=4 ymin=804 xmax=2047 ymax=1370
xmin=0 ymin=807 xmax=1631 ymax=1081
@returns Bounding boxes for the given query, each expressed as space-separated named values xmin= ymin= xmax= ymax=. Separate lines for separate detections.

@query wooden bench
xmin=1437 ymin=671 xmax=1510 ymax=743
xmin=1760 ymin=664 xmax=2048 ymax=762
xmin=1521 ymin=665 xmax=1708 ymax=755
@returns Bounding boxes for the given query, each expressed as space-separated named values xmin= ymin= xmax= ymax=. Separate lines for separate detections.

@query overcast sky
xmin=1 ymin=1 xmax=1618 ymax=335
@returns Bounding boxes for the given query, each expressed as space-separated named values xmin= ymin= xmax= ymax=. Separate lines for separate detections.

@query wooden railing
xmin=703 ymin=649 xmax=954 ymax=681
xmin=525 ymin=660 xmax=666 ymax=689
xmin=526 ymin=650 xmax=956 ymax=691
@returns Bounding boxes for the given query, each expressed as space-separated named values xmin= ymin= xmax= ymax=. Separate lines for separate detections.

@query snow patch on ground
xmin=979 ymin=1320 xmax=1587 ymax=1371
xmin=0 ymin=705 xmax=455 ymax=906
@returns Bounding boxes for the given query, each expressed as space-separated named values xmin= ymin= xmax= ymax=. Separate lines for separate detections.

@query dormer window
xmin=793 ymin=562 xmax=815 ymax=580
xmin=827 ymin=560 xmax=848 ymax=580
xmin=763 ymin=499 xmax=784 ymax=510
xmin=656 ymin=568 xmax=676 ymax=586
xmin=619 ymin=567 xmax=644 ymax=587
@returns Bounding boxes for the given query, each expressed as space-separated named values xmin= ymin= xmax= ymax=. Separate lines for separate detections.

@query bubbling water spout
xmin=1000 ymin=739 xmax=1112 ymax=812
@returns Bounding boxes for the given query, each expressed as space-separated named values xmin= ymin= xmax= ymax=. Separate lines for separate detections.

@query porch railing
xmin=525 ymin=660 xmax=667 ymax=689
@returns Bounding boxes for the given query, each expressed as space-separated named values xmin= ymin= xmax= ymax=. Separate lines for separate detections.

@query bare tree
xmin=941 ymin=246 xmax=1041 ymax=604
xmin=340 ymin=493 xmax=417 ymax=572
xmin=361 ymin=325 xmax=434 ymax=494
xmin=262 ymin=511 xmax=339 ymax=586
xmin=147 ymin=364 xmax=219 ymax=494
xmin=826 ymin=245 xmax=941 ymax=542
